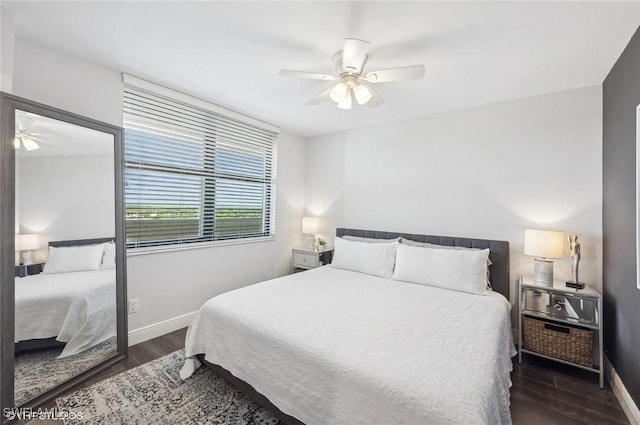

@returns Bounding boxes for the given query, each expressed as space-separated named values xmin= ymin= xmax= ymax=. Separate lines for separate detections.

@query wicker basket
xmin=523 ymin=316 xmax=593 ymax=367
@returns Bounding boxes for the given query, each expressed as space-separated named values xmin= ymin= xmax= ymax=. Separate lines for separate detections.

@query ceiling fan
xmin=14 ymin=116 xmax=53 ymax=151
xmin=280 ymin=38 xmax=425 ymax=110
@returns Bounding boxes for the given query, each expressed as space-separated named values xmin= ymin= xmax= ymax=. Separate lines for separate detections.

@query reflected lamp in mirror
xmin=302 ymin=216 xmax=320 ymax=252
xmin=524 ymin=229 xmax=564 ymax=286
xmin=15 ymin=233 xmax=40 ymax=265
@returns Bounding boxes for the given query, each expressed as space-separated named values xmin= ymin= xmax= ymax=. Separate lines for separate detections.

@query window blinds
xmin=123 ymin=77 xmax=278 ymax=249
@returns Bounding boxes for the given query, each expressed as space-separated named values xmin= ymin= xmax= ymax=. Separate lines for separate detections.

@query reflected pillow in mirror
xmin=42 ymin=244 xmax=105 ymax=274
xmin=101 ymin=242 xmax=116 ymax=269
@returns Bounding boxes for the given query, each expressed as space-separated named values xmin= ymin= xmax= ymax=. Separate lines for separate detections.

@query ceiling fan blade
xmin=362 ymin=65 xmax=425 ymax=83
xmin=342 ymin=38 xmax=369 ymax=74
xmin=305 ymin=86 xmax=333 ymax=105
xmin=30 ymin=136 xmax=58 ymax=147
xmin=279 ymin=69 xmax=335 ymax=81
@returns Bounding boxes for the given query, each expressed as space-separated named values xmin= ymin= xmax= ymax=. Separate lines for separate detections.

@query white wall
xmin=306 ymin=86 xmax=603 ymax=303
xmin=1 ymin=8 xmax=15 ymax=93
xmin=12 ymin=37 xmax=307 ymax=334
xmin=12 ymin=38 xmax=123 ymax=126
xmin=18 ymin=154 xmax=115 ymax=262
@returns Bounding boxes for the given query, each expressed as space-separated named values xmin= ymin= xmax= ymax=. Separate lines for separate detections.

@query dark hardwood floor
xmin=512 ymin=353 xmax=629 ymax=425
xmin=28 ymin=328 xmax=629 ymax=424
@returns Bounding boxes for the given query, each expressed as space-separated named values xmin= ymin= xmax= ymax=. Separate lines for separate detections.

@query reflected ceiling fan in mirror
xmin=15 ymin=117 xmax=42 ymax=151
xmin=14 ymin=114 xmax=60 ymax=152
xmin=279 ymin=38 xmax=425 ymax=110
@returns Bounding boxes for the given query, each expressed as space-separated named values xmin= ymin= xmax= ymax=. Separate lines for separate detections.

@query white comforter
xmin=15 ymin=269 xmax=117 ymax=358
xmin=182 ymin=266 xmax=516 ymax=425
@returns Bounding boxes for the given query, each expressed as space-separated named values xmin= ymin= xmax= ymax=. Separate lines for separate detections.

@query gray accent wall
xmin=603 ymin=25 xmax=640 ymax=406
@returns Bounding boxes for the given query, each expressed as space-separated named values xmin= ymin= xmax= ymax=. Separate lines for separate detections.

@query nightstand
xmin=15 ymin=263 xmax=44 ymax=277
xmin=291 ymin=249 xmax=334 ymax=273
xmin=518 ymin=275 xmax=603 ymax=388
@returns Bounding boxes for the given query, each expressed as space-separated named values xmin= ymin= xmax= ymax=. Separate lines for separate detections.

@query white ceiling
xmin=4 ymin=1 xmax=640 ymax=137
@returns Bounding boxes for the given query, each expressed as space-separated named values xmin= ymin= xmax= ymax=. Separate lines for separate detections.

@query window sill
xmin=126 ymin=235 xmax=275 ymax=257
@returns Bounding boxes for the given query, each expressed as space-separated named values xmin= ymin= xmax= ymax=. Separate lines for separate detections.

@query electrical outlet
xmin=128 ymin=298 xmax=139 ymax=314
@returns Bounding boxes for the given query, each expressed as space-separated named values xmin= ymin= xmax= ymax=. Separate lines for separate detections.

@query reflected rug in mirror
xmin=15 ymin=337 xmax=117 ymax=406
xmin=56 ymin=350 xmax=285 ymax=425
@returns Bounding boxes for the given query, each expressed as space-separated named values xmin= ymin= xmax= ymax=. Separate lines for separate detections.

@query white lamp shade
xmin=524 ymin=229 xmax=564 ymax=259
xmin=337 ymin=88 xmax=353 ymax=110
xmin=22 ymin=137 xmax=40 ymax=151
xmin=15 ymin=234 xmax=40 ymax=251
xmin=329 ymin=82 xmax=347 ymax=103
xmin=302 ymin=217 xmax=320 ymax=234
xmin=353 ymin=84 xmax=373 ymax=105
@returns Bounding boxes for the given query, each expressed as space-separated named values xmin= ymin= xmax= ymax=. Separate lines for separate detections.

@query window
xmin=123 ymin=76 xmax=278 ymax=249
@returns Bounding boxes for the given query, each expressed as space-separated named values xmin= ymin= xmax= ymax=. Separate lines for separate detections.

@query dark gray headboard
xmin=49 ymin=237 xmax=114 ymax=247
xmin=336 ymin=228 xmax=510 ymax=300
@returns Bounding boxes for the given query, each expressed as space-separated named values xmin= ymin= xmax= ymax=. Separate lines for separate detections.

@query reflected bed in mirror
xmin=14 ymin=239 xmax=117 ymax=405
xmin=0 ymin=93 xmax=127 ymax=422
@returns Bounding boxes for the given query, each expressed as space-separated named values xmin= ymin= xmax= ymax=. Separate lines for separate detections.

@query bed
xmin=181 ymin=228 xmax=515 ymax=425
xmin=14 ymin=238 xmax=117 ymax=358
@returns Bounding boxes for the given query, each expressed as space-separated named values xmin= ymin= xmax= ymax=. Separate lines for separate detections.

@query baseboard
xmin=605 ymin=356 xmax=640 ymax=425
xmin=128 ymin=310 xmax=198 ymax=346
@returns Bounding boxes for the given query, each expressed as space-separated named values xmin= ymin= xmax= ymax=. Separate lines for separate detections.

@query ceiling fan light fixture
xmin=22 ymin=137 xmax=40 ymax=151
xmin=337 ymin=88 xmax=352 ymax=110
xmin=329 ymin=82 xmax=348 ymax=103
xmin=14 ymin=137 xmax=21 ymax=150
xmin=353 ymin=84 xmax=373 ymax=105
xmin=281 ymin=37 xmax=420 ymax=109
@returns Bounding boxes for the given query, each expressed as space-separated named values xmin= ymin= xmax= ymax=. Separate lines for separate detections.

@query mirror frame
xmin=636 ymin=104 xmax=640 ymax=290
xmin=0 ymin=92 xmax=127 ymax=421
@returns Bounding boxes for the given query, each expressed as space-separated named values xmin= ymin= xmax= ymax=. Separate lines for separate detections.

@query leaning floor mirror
xmin=0 ymin=93 xmax=127 ymax=422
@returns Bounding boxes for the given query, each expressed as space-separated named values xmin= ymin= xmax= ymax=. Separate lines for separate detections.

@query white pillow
xmin=400 ymin=237 xmax=493 ymax=287
xmin=331 ymin=237 xmax=398 ymax=279
xmin=101 ymin=242 xmax=116 ymax=269
xmin=43 ymin=244 xmax=105 ymax=274
xmin=400 ymin=238 xmax=493 ymax=265
xmin=342 ymin=235 xmax=401 ymax=243
xmin=393 ymin=243 xmax=490 ymax=295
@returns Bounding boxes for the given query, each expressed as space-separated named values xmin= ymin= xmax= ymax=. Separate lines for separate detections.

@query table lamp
xmin=524 ymin=229 xmax=564 ymax=286
xmin=16 ymin=233 xmax=40 ymax=265
xmin=302 ymin=217 xmax=320 ymax=251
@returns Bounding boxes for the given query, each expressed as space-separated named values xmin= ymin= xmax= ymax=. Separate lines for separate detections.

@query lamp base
xmin=304 ymin=234 xmax=316 ymax=252
xmin=533 ymin=259 xmax=554 ymax=286
xmin=22 ymin=250 xmax=34 ymax=266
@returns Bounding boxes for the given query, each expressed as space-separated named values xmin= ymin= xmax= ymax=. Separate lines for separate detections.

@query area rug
xmin=15 ymin=337 xmax=117 ymax=406
xmin=56 ymin=350 xmax=285 ymax=425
